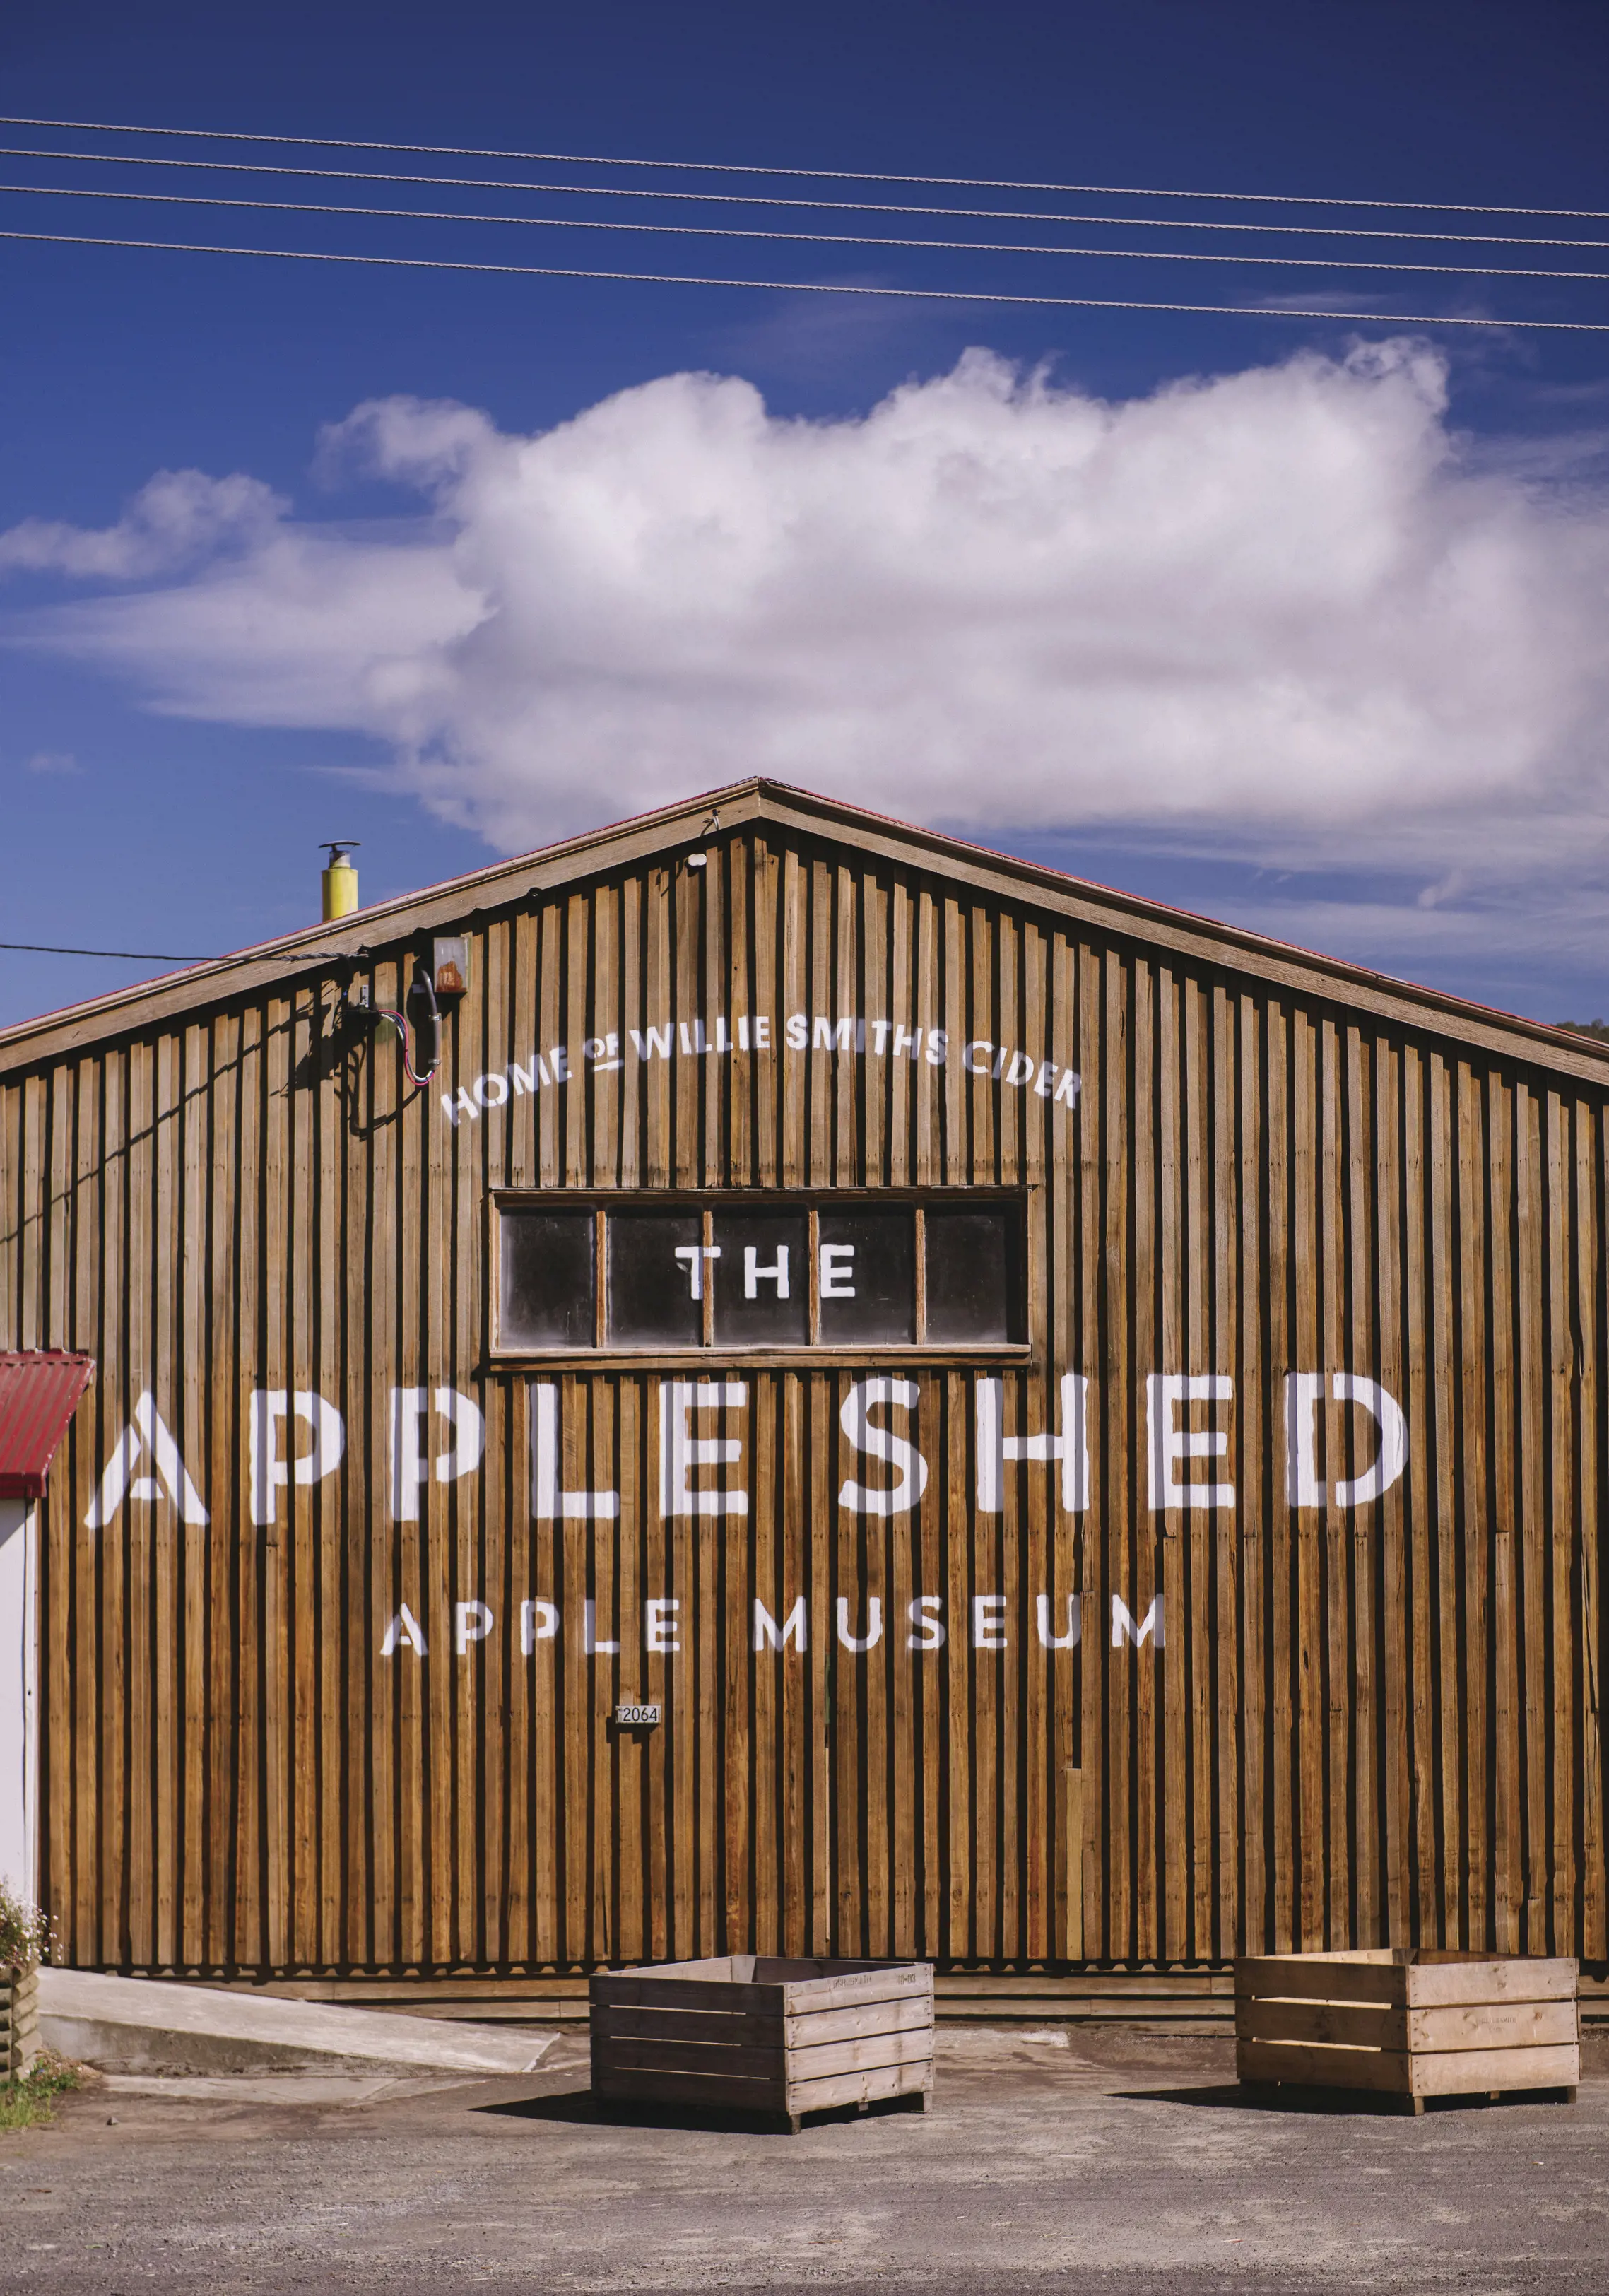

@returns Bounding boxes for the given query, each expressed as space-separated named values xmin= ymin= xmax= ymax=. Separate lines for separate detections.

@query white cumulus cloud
xmin=0 ymin=468 xmax=287 ymax=580
xmin=4 ymin=343 xmax=1608 ymax=880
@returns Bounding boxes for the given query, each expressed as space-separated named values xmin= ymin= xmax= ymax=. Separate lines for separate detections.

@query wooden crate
xmin=1 ymin=1962 xmax=40 ymax=2080
xmin=591 ymin=1955 xmax=934 ymax=2132
xmin=1236 ymin=1951 xmax=1579 ymax=2109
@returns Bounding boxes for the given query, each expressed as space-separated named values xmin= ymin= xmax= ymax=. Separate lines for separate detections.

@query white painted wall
xmin=0 ymin=1497 xmax=37 ymax=1907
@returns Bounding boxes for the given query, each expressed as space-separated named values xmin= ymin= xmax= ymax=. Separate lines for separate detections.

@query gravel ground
xmin=2 ymin=2025 xmax=1605 ymax=2294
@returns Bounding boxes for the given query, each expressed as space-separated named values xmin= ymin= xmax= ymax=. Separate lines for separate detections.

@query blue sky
xmin=1 ymin=0 xmax=1607 ymax=1030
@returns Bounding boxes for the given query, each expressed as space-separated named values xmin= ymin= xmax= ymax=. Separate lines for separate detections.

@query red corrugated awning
xmin=0 ymin=1350 xmax=95 ymax=1499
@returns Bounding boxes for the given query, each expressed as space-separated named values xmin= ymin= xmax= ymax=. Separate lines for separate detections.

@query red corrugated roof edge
xmin=0 ymin=1351 xmax=95 ymax=1500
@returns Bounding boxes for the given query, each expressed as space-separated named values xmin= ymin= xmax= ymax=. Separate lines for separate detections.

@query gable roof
xmin=1 ymin=777 xmax=1605 ymax=1087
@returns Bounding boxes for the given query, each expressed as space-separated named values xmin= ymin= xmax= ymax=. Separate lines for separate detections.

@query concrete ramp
xmin=39 ymin=1968 xmax=554 ymax=2077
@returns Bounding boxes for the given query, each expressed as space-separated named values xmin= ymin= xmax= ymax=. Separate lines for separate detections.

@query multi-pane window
xmin=495 ymin=1196 xmax=1025 ymax=1353
xmin=499 ymin=1208 xmax=597 ymax=1349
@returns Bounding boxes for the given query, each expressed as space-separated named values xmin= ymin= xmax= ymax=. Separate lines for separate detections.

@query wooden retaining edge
xmin=1 ymin=1965 xmax=41 ymax=2078
xmin=72 ymin=1966 xmax=1609 ymax=2031
xmin=190 ymin=1970 xmax=1242 ymax=2025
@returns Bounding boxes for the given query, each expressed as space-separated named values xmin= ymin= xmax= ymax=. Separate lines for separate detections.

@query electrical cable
xmin=5 ymin=112 xmax=1608 ymax=222
xmin=4 ymin=141 xmax=1606 ymax=252
xmin=5 ymin=177 xmax=1606 ymax=282
xmin=369 ymin=1005 xmax=439 ymax=1088
xmin=5 ymin=935 xmax=450 ymax=1108
xmin=1 ymin=933 xmax=415 ymax=980
xmin=6 ymin=223 xmax=1605 ymax=329
xmin=359 ymin=962 xmax=441 ymax=1089
xmin=0 ymin=938 xmax=204 ymax=960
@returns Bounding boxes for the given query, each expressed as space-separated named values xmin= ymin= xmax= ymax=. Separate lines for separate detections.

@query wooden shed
xmin=1 ymin=778 xmax=1605 ymax=1996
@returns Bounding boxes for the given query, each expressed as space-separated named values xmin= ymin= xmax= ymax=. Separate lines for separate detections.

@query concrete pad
xmin=37 ymin=1968 xmax=555 ymax=2076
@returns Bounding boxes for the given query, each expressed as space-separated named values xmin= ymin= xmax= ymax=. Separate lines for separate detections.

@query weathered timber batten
xmin=1 ymin=779 xmax=1605 ymax=1982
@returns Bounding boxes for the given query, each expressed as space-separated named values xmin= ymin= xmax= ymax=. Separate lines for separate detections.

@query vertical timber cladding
xmin=1 ymin=779 xmax=1607 ymax=1982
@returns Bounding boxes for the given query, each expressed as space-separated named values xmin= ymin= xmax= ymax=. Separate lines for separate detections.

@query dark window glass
xmin=608 ymin=1211 xmax=703 ymax=1346
xmin=500 ymin=1210 xmax=595 ymax=1348
xmin=712 ymin=1211 xmax=809 ymax=1346
xmin=923 ymin=1206 xmax=1022 ymax=1344
xmin=817 ymin=1210 xmax=915 ymax=1344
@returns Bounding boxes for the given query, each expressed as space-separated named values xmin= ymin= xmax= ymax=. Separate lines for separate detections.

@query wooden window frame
xmin=489 ymin=1186 xmax=1036 ymax=1367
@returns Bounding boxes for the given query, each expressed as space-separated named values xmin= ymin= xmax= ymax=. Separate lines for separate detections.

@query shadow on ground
xmin=477 ymin=2085 xmax=927 ymax=2136
xmin=1118 ymin=2080 xmax=1577 ymax=2114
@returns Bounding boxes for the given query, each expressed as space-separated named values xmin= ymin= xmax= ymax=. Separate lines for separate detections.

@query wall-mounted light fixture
xmin=432 ymin=936 xmax=469 ymax=997
xmin=685 ymin=807 xmax=721 ymax=871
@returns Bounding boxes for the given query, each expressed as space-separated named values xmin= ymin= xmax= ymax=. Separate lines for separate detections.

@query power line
xmin=4 ymin=112 xmax=1608 ymax=224
xmin=6 ymin=223 xmax=1608 ymax=330
xmin=2 ymin=932 xmax=388 ymax=973
xmin=6 ymin=178 xmax=1606 ymax=283
xmin=4 ymin=140 xmax=1606 ymax=252
xmin=0 ymin=940 xmax=202 ymax=961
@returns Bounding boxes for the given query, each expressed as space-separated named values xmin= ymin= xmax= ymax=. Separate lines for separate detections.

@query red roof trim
xmin=0 ymin=1351 xmax=95 ymax=1500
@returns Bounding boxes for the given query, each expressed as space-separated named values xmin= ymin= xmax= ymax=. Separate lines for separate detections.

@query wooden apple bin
xmin=590 ymin=1955 xmax=935 ymax=2132
xmin=1237 ymin=1950 xmax=1579 ymax=2109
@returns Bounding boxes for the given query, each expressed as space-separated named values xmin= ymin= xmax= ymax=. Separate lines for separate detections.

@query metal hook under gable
xmin=686 ymin=807 xmax=721 ymax=870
